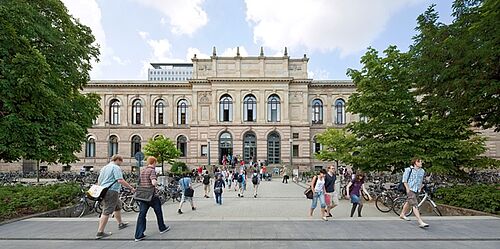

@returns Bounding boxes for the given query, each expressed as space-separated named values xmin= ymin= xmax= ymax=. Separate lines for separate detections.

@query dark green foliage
xmin=0 ymin=0 xmax=101 ymax=164
xmin=0 ymin=183 xmax=80 ymax=221
xmin=435 ymin=184 xmax=500 ymax=214
xmin=170 ymin=161 xmax=189 ymax=175
xmin=412 ymin=0 xmax=500 ymax=132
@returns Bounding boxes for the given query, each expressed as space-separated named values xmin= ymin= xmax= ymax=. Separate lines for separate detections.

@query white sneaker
xmin=400 ymin=216 xmax=410 ymax=221
xmin=419 ymin=222 xmax=429 ymax=228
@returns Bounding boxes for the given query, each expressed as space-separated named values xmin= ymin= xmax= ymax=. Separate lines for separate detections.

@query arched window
xmin=312 ymin=99 xmax=323 ymax=124
xmin=177 ymin=135 xmax=187 ymax=157
xmin=267 ymin=95 xmax=281 ymax=122
xmin=85 ymin=137 xmax=96 ymax=158
xmin=110 ymin=99 xmax=120 ymax=125
xmin=177 ymin=99 xmax=188 ymax=125
xmin=109 ymin=135 xmax=118 ymax=157
xmin=335 ymin=99 xmax=346 ymax=125
xmin=267 ymin=132 xmax=280 ymax=164
xmin=243 ymin=95 xmax=257 ymax=122
xmin=132 ymin=99 xmax=142 ymax=125
xmin=313 ymin=136 xmax=322 ymax=154
xmin=131 ymin=135 xmax=141 ymax=157
xmin=155 ymin=99 xmax=166 ymax=125
xmin=219 ymin=94 xmax=233 ymax=122
xmin=243 ymin=132 xmax=257 ymax=163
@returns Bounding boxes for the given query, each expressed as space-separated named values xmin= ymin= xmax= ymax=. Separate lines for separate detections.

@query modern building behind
xmin=1 ymin=48 xmax=498 ymax=172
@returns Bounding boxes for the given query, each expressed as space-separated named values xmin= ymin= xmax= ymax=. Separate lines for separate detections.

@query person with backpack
xmin=202 ymin=170 xmax=211 ymax=198
xmin=177 ymin=173 xmax=196 ymax=214
xmin=214 ymin=174 xmax=225 ymax=205
xmin=237 ymin=170 xmax=246 ymax=197
xmin=346 ymin=171 xmax=371 ymax=217
xmin=251 ymin=169 xmax=260 ymax=198
xmin=399 ymin=157 xmax=429 ymax=228
xmin=309 ymin=169 xmax=328 ymax=221
xmin=233 ymin=171 xmax=239 ymax=191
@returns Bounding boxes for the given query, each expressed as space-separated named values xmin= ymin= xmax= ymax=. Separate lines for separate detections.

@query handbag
xmin=133 ymin=169 xmax=156 ymax=202
xmin=184 ymin=187 xmax=194 ymax=197
xmin=133 ymin=186 xmax=155 ymax=202
xmin=86 ymin=179 xmax=117 ymax=201
xmin=397 ymin=168 xmax=413 ymax=193
xmin=304 ymin=187 xmax=313 ymax=199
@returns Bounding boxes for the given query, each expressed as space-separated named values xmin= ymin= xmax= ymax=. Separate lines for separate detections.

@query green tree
xmin=0 ymin=0 xmax=101 ymax=167
xmin=411 ymin=0 xmax=500 ymax=132
xmin=143 ymin=136 xmax=181 ymax=175
xmin=315 ymin=128 xmax=358 ymax=168
xmin=347 ymin=46 xmax=422 ymax=172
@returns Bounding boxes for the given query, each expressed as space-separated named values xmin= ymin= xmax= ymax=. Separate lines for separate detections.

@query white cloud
xmin=62 ymin=0 xmax=108 ymax=78
xmin=186 ymin=47 xmax=211 ymax=60
xmin=112 ymin=56 xmax=130 ymax=66
xmin=139 ymin=33 xmax=185 ymax=78
xmin=133 ymin=0 xmax=208 ymax=35
xmin=245 ymin=0 xmax=422 ymax=56
xmin=138 ymin=31 xmax=150 ymax=40
xmin=221 ymin=46 xmax=249 ymax=57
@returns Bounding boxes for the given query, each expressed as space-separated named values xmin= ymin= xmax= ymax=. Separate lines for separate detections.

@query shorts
xmin=180 ymin=193 xmax=193 ymax=204
xmin=407 ymin=191 xmax=418 ymax=207
xmin=325 ymin=192 xmax=339 ymax=206
xmin=102 ymin=190 xmax=121 ymax=215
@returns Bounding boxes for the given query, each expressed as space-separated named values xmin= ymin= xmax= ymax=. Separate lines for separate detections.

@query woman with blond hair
xmin=134 ymin=156 xmax=170 ymax=242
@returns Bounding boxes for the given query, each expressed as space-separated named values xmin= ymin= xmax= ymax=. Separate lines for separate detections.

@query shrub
xmin=435 ymin=184 xmax=500 ymax=214
xmin=0 ymin=183 xmax=80 ymax=222
xmin=170 ymin=161 xmax=189 ymax=175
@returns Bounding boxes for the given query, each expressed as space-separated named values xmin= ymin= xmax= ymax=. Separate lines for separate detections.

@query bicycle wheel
xmin=131 ymin=199 xmax=140 ymax=212
xmin=375 ymin=195 xmax=393 ymax=213
xmin=431 ymin=203 xmax=443 ymax=216
xmin=392 ymin=197 xmax=412 ymax=216
xmin=362 ymin=191 xmax=370 ymax=201
xmin=95 ymin=201 xmax=103 ymax=214
xmin=121 ymin=197 xmax=132 ymax=212
xmin=72 ymin=200 xmax=86 ymax=217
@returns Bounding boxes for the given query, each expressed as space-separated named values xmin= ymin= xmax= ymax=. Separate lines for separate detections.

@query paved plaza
xmin=0 ymin=179 xmax=499 ymax=248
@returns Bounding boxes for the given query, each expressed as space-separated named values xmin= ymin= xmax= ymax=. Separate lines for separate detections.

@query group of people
xmin=308 ymin=157 xmax=429 ymax=228
xmin=94 ymin=154 xmax=429 ymax=241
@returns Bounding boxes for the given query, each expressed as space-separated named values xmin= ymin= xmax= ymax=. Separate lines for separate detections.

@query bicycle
xmin=375 ymin=184 xmax=402 ymax=213
xmin=72 ymin=184 xmax=103 ymax=217
xmin=392 ymin=184 xmax=442 ymax=216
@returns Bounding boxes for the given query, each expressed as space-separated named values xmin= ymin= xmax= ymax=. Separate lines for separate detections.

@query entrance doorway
xmin=243 ymin=132 xmax=256 ymax=163
xmin=219 ymin=132 xmax=233 ymax=165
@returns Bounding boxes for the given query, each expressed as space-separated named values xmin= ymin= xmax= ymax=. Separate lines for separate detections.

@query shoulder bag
xmin=133 ymin=169 xmax=155 ymax=202
xmin=86 ymin=179 xmax=117 ymax=201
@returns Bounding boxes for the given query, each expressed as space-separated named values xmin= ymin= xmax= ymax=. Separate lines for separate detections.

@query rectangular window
xmin=201 ymin=145 xmax=208 ymax=157
xmin=293 ymin=133 xmax=299 ymax=139
xmin=314 ymin=142 xmax=322 ymax=154
xmin=247 ymin=109 xmax=253 ymax=121
xmin=158 ymin=113 xmax=164 ymax=124
xmin=293 ymin=145 xmax=299 ymax=157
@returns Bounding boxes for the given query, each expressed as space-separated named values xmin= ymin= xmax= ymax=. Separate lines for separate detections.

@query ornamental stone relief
xmin=198 ymin=91 xmax=212 ymax=104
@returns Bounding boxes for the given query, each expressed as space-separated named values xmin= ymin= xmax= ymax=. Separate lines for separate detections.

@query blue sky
xmin=62 ymin=0 xmax=454 ymax=80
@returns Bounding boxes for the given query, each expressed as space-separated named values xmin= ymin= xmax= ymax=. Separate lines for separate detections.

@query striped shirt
xmin=139 ymin=165 xmax=157 ymax=188
xmin=402 ymin=166 xmax=425 ymax=193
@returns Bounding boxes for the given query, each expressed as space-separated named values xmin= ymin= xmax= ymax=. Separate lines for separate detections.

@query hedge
xmin=0 ymin=183 xmax=80 ymax=222
xmin=435 ymin=184 xmax=500 ymax=214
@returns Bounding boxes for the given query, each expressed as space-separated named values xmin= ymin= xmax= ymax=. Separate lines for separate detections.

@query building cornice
xmin=310 ymin=80 xmax=355 ymax=87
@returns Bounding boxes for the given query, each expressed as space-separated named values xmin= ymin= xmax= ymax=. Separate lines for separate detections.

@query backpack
xmin=252 ymin=175 xmax=259 ymax=185
xmin=203 ymin=175 xmax=210 ymax=185
xmin=397 ymin=168 xmax=413 ymax=193
xmin=237 ymin=174 xmax=243 ymax=183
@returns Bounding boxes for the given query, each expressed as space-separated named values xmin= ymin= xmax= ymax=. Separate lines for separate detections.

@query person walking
xmin=346 ymin=172 xmax=371 ymax=217
xmin=214 ymin=174 xmax=225 ymax=205
xmin=134 ymin=157 xmax=170 ymax=242
xmin=399 ymin=158 xmax=429 ymax=228
xmin=282 ymin=166 xmax=289 ymax=184
xmin=95 ymin=155 xmax=135 ymax=239
xmin=309 ymin=169 xmax=328 ymax=221
xmin=324 ymin=165 xmax=338 ymax=218
xmin=237 ymin=170 xmax=246 ymax=197
xmin=202 ymin=171 xmax=211 ymax=198
xmin=178 ymin=173 xmax=196 ymax=214
xmin=251 ymin=169 xmax=260 ymax=198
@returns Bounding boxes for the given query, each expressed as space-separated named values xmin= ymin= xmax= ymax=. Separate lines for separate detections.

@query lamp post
xmin=105 ymin=121 xmax=110 ymax=162
xmin=289 ymin=138 xmax=293 ymax=169
xmin=207 ymin=139 xmax=211 ymax=167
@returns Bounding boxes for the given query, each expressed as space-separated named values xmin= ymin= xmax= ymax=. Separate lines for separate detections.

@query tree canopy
xmin=411 ymin=0 xmax=500 ymax=132
xmin=315 ymin=128 xmax=357 ymax=167
xmin=0 ymin=0 xmax=101 ymax=164
xmin=143 ymin=136 xmax=181 ymax=173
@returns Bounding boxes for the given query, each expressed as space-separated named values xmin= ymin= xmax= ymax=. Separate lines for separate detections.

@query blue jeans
xmin=311 ymin=191 xmax=326 ymax=209
xmin=135 ymin=196 xmax=167 ymax=239
xmin=215 ymin=193 xmax=223 ymax=204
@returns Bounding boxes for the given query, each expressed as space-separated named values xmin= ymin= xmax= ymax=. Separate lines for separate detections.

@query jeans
xmin=311 ymin=191 xmax=326 ymax=209
xmin=135 ymin=196 xmax=167 ymax=239
xmin=215 ymin=193 xmax=223 ymax=204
